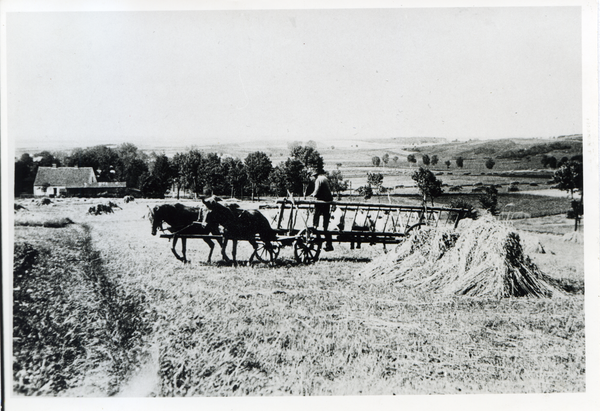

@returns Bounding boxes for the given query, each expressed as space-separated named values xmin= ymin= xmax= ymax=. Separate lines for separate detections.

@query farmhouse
xmin=33 ymin=165 xmax=126 ymax=197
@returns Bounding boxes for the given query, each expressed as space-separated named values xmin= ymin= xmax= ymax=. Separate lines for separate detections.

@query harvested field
xmin=10 ymin=198 xmax=586 ymax=398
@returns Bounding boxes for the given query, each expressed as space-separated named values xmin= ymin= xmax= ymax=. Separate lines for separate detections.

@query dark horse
xmin=201 ymin=196 xmax=277 ymax=266
xmin=149 ymin=203 xmax=223 ymax=263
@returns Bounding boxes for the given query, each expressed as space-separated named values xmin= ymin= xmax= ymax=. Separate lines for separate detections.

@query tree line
xmin=14 ymin=143 xmax=350 ymax=200
xmin=371 ymin=152 xmax=582 ymax=171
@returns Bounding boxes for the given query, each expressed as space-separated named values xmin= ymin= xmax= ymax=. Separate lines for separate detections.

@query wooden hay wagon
xmin=160 ymin=199 xmax=467 ymax=265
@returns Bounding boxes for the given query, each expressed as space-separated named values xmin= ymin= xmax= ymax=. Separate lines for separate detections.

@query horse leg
xmin=203 ymin=239 xmax=214 ymax=263
xmin=248 ymin=239 xmax=258 ymax=263
xmin=181 ymin=238 xmax=188 ymax=263
xmin=221 ymin=238 xmax=231 ymax=262
xmin=232 ymin=239 xmax=238 ymax=267
xmin=171 ymin=237 xmax=187 ymax=263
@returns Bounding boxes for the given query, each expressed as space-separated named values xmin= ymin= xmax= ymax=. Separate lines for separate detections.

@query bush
xmin=357 ymin=185 xmax=373 ymax=200
xmin=508 ymin=185 xmax=520 ymax=192
xmin=478 ymin=186 xmax=499 ymax=215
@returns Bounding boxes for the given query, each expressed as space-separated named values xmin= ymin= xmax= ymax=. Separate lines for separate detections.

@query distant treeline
xmin=14 ymin=142 xmax=349 ymax=200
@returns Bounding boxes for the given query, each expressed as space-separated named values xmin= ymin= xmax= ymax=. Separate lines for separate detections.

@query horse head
xmin=202 ymin=196 xmax=236 ymax=229
xmin=149 ymin=205 xmax=162 ymax=236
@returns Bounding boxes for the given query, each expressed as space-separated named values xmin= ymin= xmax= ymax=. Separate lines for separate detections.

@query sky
xmin=6 ymin=6 xmax=583 ymax=150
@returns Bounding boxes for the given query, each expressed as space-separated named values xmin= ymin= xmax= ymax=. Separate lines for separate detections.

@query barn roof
xmin=33 ymin=167 xmax=98 ymax=187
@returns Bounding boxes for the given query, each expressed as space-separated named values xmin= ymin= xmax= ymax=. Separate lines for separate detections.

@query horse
xmin=201 ymin=196 xmax=277 ymax=266
xmin=149 ymin=203 xmax=223 ymax=264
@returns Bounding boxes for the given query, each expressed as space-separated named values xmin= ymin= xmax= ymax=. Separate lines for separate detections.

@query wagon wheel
xmin=294 ymin=235 xmax=322 ymax=264
xmin=255 ymin=241 xmax=281 ymax=263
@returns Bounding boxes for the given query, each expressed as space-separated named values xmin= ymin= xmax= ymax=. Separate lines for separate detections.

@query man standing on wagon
xmin=310 ymin=168 xmax=334 ymax=252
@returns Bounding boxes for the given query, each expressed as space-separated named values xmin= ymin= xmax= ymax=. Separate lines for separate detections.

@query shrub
xmin=478 ymin=186 xmax=499 ymax=215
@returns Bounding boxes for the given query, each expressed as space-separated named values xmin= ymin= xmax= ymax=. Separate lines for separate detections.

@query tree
xmin=557 ymin=156 xmax=569 ymax=168
xmin=431 ymin=155 xmax=439 ymax=166
xmin=222 ymin=157 xmax=247 ymax=198
xmin=171 ymin=152 xmax=189 ymax=199
xmin=327 ymin=169 xmax=349 ymax=200
xmin=200 ymin=153 xmax=225 ymax=195
xmin=444 ymin=160 xmax=451 ymax=169
xmin=357 ymin=185 xmax=373 ymax=200
xmin=411 ymin=167 xmax=443 ymax=206
xmin=115 ymin=143 xmax=149 ymax=189
xmin=15 ymin=153 xmax=35 ymax=195
xmin=422 ymin=154 xmax=431 ymax=166
xmin=554 ymin=160 xmax=584 ymax=230
xmin=478 ymin=185 xmax=499 ymax=215
xmin=65 ymin=145 xmax=120 ymax=182
xmin=570 ymin=154 xmax=583 ymax=162
xmin=372 ymin=156 xmax=381 ymax=167
xmin=290 ymin=145 xmax=324 ymax=172
xmin=34 ymin=151 xmax=62 ymax=168
xmin=269 ymin=158 xmax=305 ymax=197
xmin=382 ymin=153 xmax=390 ymax=167
xmin=147 ymin=153 xmax=174 ymax=196
xmin=546 ymin=156 xmax=557 ymax=169
xmin=456 ymin=156 xmax=464 ymax=168
xmin=485 ymin=158 xmax=496 ymax=170
xmin=245 ymin=151 xmax=273 ymax=201
xmin=407 ymin=154 xmax=417 ymax=166
xmin=139 ymin=173 xmax=165 ymax=198
xmin=177 ymin=150 xmax=206 ymax=196
xmin=367 ymin=172 xmax=384 ymax=193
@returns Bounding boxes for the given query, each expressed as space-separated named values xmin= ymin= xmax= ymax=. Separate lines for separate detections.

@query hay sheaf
xmin=359 ymin=216 xmax=559 ymax=298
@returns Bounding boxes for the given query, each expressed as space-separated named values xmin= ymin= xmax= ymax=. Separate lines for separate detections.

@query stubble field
xmin=11 ymin=195 xmax=585 ymax=396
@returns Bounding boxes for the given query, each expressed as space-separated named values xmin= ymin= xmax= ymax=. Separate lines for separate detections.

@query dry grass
xmin=359 ymin=216 xmax=563 ymax=298
xmin=11 ymin=198 xmax=585 ymax=396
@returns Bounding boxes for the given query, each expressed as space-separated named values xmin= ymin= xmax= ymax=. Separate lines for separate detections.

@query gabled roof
xmin=33 ymin=167 xmax=97 ymax=187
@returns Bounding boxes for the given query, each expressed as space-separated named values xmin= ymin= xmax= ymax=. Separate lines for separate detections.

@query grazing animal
xmin=149 ymin=203 xmax=222 ymax=264
xmin=201 ymin=196 xmax=277 ymax=266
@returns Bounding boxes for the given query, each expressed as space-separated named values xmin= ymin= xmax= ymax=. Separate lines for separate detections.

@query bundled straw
xmin=359 ymin=215 xmax=559 ymax=298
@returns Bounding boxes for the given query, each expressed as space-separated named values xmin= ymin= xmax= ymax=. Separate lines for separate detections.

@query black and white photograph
xmin=2 ymin=1 xmax=599 ymax=410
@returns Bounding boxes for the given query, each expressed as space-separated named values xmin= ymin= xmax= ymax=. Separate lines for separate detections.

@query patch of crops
xmin=14 ymin=217 xmax=75 ymax=228
xmin=13 ymin=224 xmax=154 ymax=396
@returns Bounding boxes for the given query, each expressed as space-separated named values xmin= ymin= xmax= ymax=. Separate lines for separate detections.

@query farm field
xmin=11 ymin=194 xmax=585 ymax=397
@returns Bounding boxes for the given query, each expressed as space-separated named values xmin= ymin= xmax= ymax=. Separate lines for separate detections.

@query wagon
xmin=265 ymin=199 xmax=467 ymax=263
xmin=160 ymin=198 xmax=467 ymax=264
